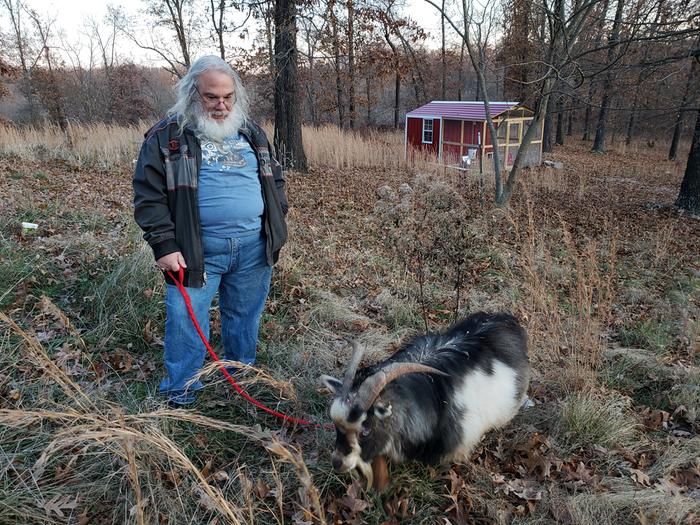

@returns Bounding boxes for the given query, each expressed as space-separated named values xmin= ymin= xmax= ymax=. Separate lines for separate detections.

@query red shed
xmin=405 ymin=101 xmax=543 ymax=170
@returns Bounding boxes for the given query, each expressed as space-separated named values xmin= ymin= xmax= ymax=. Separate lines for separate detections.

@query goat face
xmin=320 ymin=347 xmax=445 ymax=487
xmin=320 ymin=377 xmax=395 ymax=476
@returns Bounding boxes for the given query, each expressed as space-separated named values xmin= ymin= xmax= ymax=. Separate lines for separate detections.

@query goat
xmin=319 ymin=312 xmax=530 ymax=489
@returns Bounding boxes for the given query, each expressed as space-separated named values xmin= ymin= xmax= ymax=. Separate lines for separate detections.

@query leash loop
xmin=166 ymin=268 xmax=330 ymax=429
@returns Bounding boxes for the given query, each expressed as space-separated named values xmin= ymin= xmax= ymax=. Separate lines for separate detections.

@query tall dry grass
xmin=0 ymin=122 xmax=147 ymax=167
xmin=0 ymin=121 xmax=437 ymax=172
xmin=508 ymin=193 xmax=618 ymax=390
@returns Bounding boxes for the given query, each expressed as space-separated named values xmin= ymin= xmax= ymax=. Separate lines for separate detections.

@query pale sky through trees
xmin=15 ymin=0 xmax=444 ymax=65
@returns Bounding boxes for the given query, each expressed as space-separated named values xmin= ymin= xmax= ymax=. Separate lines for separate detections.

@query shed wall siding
xmin=407 ymin=117 xmax=439 ymax=156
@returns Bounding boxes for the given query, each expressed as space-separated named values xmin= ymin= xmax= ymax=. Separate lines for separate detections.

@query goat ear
xmin=319 ymin=375 xmax=343 ymax=395
xmin=373 ymin=401 xmax=392 ymax=419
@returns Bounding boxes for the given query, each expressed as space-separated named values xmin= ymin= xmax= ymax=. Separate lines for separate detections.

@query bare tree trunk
xmin=347 ymin=0 xmax=355 ymax=128
xmin=582 ymin=0 xmax=610 ymax=142
xmin=306 ymin=53 xmax=317 ymax=126
xmin=274 ymin=0 xmax=307 ymax=171
xmin=499 ymin=83 xmax=553 ymax=204
xmin=556 ymin=96 xmax=565 ymax=145
xmin=330 ymin=3 xmax=345 ymax=128
xmin=625 ymin=89 xmax=639 ymax=147
xmin=441 ymin=0 xmax=446 ymax=99
xmin=458 ymin=40 xmax=465 ymax=100
xmin=498 ymin=0 xmax=598 ymax=205
xmin=383 ymin=27 xmax=401 ymax=129
xmin=394 ymin=72 xmax=400 ymax=129
xmin=567 ymin=110 xmax=573 ymax=135
xmin=211 ymin=0 xmax=226 ymax=58
xmin=669 ymin=57 xmax=697 ymax=160
xmin=264 ymin=1 xmax=275 ymax=75
xmin=366 ymin=76 xmax=372 ymax=125
xmin=592 ymin=0 xmax=625 ymax=153
xmin=397 ymin=30 xmax=426 ymax=104
xmin=159 ymin=0 xmax=192 ymax=69
xmin=675 ymin=108 xmax=700 ymax=214
xmin=543 ymin=101 xmax=554 ymax=152
xmin=626 ymin=3 xmax=664 ymax=146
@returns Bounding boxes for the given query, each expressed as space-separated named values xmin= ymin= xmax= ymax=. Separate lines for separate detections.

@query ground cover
xmin=0 ymin=127 xmax=698 ymax=524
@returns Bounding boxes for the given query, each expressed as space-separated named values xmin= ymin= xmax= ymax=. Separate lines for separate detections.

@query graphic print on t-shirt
xmin=201 ymin=136 xmax=252 ymax=170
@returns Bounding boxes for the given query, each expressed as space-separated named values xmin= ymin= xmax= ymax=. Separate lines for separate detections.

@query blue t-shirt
xmin=198 ymin=134 xmax=264 ymax=237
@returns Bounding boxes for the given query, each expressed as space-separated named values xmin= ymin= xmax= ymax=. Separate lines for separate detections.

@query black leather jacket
xmin=133 ymin=115 xmax=288 ymax=287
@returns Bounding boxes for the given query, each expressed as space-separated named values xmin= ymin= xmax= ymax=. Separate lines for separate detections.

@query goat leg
xmin=371 ymin=455 xmax=389 ymax=491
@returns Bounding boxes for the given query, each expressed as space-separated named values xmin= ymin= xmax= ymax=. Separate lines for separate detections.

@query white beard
xmin=194 ymin=103 xmax=246 ymax=142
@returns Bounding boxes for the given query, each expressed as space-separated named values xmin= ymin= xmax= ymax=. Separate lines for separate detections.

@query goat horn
xmin=342 ymin=339 xmax=364 ymax=394
xmin=355 ymin=362 xmax=447 ymax=410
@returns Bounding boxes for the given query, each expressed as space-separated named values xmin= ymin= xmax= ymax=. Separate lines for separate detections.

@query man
xmin=133 ymin=55 xmax=288 ymax=407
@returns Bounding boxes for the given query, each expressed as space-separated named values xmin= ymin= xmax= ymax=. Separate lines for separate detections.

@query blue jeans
xmin=160 ymin=233 xmax=272 ymax=404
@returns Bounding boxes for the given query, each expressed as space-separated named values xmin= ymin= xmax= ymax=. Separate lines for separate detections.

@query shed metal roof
xmin=406 ymin=101 xmax=524 ymax=121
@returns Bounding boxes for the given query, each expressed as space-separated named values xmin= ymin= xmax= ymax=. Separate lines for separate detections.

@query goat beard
xmin=192 ymin=102 xmax=246 ymax=142
xmin=355 ymin=457 xmax=374 ymax=489
xmin=353 ymin=456 xmax=389 ymax=490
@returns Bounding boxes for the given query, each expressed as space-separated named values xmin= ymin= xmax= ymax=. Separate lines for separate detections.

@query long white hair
xmin=168 ymin=55 xmax=250 ymax=135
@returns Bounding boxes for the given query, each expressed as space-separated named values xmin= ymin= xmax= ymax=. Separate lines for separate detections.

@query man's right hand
xmin=156 ymin=252 xmax=187 ymax=272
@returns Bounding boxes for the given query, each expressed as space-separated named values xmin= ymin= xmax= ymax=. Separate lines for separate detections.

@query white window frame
xmin=422 ymin=119 xmax=434 ymax=143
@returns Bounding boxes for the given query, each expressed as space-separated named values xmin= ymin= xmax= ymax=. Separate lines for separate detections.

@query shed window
xmin=422 ymin=119 xmax=434 ymax=143
xmin=509 ymin=122 xmax=520 ymax=144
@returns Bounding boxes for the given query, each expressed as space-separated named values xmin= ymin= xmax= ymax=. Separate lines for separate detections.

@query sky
xmin=10 ymin=0 xmax=445 ymax=66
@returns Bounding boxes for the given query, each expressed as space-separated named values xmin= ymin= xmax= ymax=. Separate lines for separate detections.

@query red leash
xmin=167 ymin=268 xmax=330 ymax=429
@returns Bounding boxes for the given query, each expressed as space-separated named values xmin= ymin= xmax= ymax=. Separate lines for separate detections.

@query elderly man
xmin=133 ymin=56 xmax=288 ymax=407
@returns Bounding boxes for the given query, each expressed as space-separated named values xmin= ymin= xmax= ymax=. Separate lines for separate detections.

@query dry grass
xmin=555 ymin=391 xmax=639 ymax=450
xmin=0 ymin=122 xmax=147 ymax=167
xmin=506 ymin=193 xmax=618 ymax=390
xmin=0 ymin=308 xmax=325 ymax=524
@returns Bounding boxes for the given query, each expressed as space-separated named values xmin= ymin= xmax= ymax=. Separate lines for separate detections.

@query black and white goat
xmin=319 ymin=312 xmax=530 ymax=489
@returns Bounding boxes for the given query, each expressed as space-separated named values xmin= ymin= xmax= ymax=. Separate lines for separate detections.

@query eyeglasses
xmin=197 ymin=89 xmax=236 ymax=107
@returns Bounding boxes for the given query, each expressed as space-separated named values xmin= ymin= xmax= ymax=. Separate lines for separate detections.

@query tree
xmin=592 ymin=0 xmax=626 ymax=153
xmin=347 ymin=0 xmax=356 ymax=128
xmin=429 ymin=0 xmax=605 ymax=204
xmin=25 ymin=7 xmax=71 ymax=145
xmin=274 ymin=0 xmax=308 ymax=171
xmin=669 ymin=51 xmax=698 ymax=160
xmin=675 ymin=107 xmax=700 ymax=214
xmin=117 ymin=0 xmax=199 ymax=77
xmin=580 ymin=0 xmax=609 ymax=142
xmin=2 ymin=0 xmax=42 ymax=122
xmin=208 ymin=0 xmax=252 ymax=60
xmin=426 ymin=0 xmax=506 ymax=194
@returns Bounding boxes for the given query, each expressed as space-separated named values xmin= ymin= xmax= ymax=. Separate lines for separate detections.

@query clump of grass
xmin=567 ymin=478 xmax=698 ymax=525
xmin=555 ymin=392 xmax=639 ymax=450
xmin=372 ymin=287 xmax=422 ymax=330
xmin=617 ymin=319 xmax=673 ymax=353
xmin=83 ymin=240 xmax=163 ymax=350
xmin=669 ymin=368 xmax=700 ymax=424
xmin=306 ymin=289 xmax=372 ymax=330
